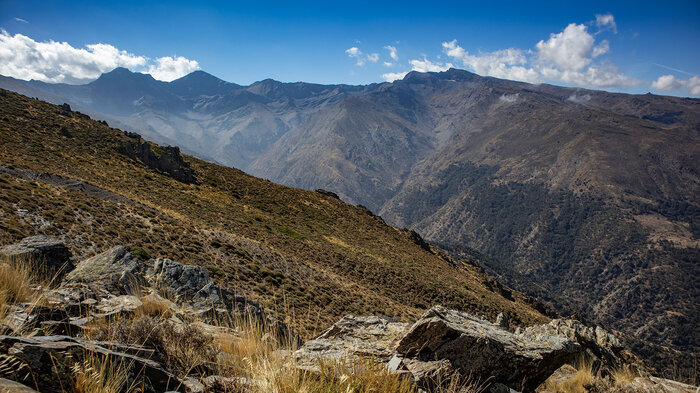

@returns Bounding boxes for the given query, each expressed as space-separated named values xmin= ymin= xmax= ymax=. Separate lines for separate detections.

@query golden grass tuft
xmin=137 ymin=293 xmax=174 ymax=318
xmin=71 ymin=351 xmax=131 ymax=393
xmin=611 ymin=364 xmax=639 ymax=386
xmin=540 ymin=359 xmax=595 ymax=393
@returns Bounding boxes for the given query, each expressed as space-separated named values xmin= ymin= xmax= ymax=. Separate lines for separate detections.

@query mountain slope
xmin=0 ymin=89 xmax=549 ymax=338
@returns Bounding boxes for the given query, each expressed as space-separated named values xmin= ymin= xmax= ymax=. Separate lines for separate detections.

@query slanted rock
xmin=0 ymin=378 xmax=38 ymax=393
xmin=524 ymin=319 xmax=628 ymax=374
xmin=0 ymin=335 xmax=184 ymax=393
xmin=395 ymin=306 xmax=581 ymax=392
xmin=62 ymin=246 xmax=144 ymax=294
xmin=296 ymin=315 xmax=409 ymax=371
xmin=0 ymin=235 xmax=74 ymax=279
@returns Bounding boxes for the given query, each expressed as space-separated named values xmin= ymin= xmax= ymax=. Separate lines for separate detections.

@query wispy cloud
xmin=595 ymin=13 xmax=617 ymax=34
xmin=0 ymin=30 xmax=199 ymax=83
xmin=13 ymin=17 xmax=28 ymax=24
xmin=345 ymin=46 xmax=379 ymax=66
xmin=384 ymin=45 xmax=398 ymax=61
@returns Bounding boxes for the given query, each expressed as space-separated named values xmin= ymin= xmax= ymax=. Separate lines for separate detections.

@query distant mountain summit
xmin=1 ymin=67 xmax=698 ymax=374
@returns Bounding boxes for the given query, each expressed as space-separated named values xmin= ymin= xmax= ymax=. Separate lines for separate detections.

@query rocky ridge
xmin=1 ymin=236 xmax=696 ymax=392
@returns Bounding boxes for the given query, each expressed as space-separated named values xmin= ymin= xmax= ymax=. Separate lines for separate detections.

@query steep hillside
xmin=0 ymin=89 xmax=548 ymax=338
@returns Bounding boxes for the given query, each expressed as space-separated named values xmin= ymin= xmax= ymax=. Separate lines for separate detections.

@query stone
xmin=296 ymin=315 xmax=409 ymax=371
xmin=95 ymin=295 xmax=143 ymax=316
xmin=0 ymin=378 xmax=38 ymax=393
xmin=0 ymin=235 xmax=74 ymax=280
xmin=0 ymin=335 xmax=184 ymax=393
xmin=395 ymin=306 xmax=580 ymax=392
xmin=524 ymin=319 xmax=625 ymax=374
xmin=63 ymin=246 xmax=145 ymax=293
xmin=496 ymin=312 xmax=510 ymax=330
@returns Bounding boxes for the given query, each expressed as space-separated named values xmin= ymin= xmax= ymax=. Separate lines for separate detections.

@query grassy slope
xmin=0 ymin=89 xmax=547 ymax=336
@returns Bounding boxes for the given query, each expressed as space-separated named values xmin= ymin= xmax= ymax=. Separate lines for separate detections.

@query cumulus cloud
xmin=651 ymin=75 xmax=683 ymax=91
xmin=147 ymin=56 xmax=200 ymax=82
xmin=345 ymin=46 xmax=380 ymax=66
xmin=381 ymin=71 xmax=408 ymax=82
xmin=595 ymin=13 xmax=617 ymax=34
xmin=651 ymin=74 xmax=700 ymax=96
xmin=688 ymin=76 xmax=700 ymax=96
xmin=381 ymin=58 xmax=453 ymax=82
xmin=384 ymin=45 xmax=398 ymax=61
xmin=409 ymin=58 xmax=452 ymax=73
xmin=0 ymin=30 xmax=199 ymax=83
xmin=443 ymin=40 xmax=540 ymax=83
xmin=441 ymin=19 xmax=636 ymax=88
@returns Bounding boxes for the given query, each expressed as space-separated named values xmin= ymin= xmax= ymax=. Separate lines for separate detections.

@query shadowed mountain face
xmin=2 ymin=68 xmax=699 ymax=373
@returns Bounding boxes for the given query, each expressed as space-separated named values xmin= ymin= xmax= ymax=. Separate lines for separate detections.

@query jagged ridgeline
xmin=0 ymin=89 xmax=548 ymax=336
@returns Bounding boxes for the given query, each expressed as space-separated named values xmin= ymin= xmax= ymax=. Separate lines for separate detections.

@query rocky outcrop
xmin=395 ymin=306 xmax=580 ymax=392
xmin=0 ymin=235 xmax=74 ymax=279
xmin=0 ymin=335 xmax=183 ymax=393
xmin=296 ymin=315 xmax=409 ymax=371
xmin=121 ymin=136 xmax=197 ymax=184
xmin=524 ymin=318 xmax=629 ymax=375
xmin=63 ymin=246 xmax=144 ymax=294
xmin=296 ymin=306 xmax=583 ymax=392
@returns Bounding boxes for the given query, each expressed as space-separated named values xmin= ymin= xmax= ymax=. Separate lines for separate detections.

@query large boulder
xmin=524 ymin=319 xmax=628 ymax=375
xmin=395 ymin=306 xmax=581 ymax=392
xmin=0 ymin=236 xmax=74 ymax=280
xmin=0 ymin=335 xmax=185 ymax=393
xmin=62 ymin=246 xmax=144 ymax=294
xmin=295 ymin=315 xmax=409 ymax=371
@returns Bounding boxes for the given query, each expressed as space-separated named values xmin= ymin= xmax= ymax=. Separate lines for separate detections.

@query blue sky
xmin=1 ymin=0 xmax=699 ymax=96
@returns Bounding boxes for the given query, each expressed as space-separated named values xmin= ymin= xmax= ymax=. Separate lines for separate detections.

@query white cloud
xmin=567 ymin=93 xmax=592 ymax=104
xmin=688 ymin=76 xmax=700 ymax=96
xmin=14 ymin=17 xmax=28 ymax=24
xmin=0 ymin=30 xmax=199 ymax=83
xmin=536 ymin=23 xmax=597 ymax=72
xmin=595 ymin=13 xmax=617 ymax=34
xmin=440 ymin=19 xmax=636 ymax=88
xmin=345 ymin=46 xmax=379 ymax=66
xmin=383 ymin=62 xmax=393 ymax=67
xmin=381 ymin=58 xmax=453 ymax=82
xmin=651 ymin=74 xmax=700 ymax=96
xmin=381 ymin=71 xmax=408 ymax=82
xmin=443 ymin=40 xmax=541 ymax=83
xmin=384 ymin=45 xmax=398 ymax=61
xmin=651 ymin=75 xmax=682 ymax=91
xmin=409 ymin=58 xmax=452 ymax=73
xmin=499 ymin=93 xmax=519 ymax=103
xmin=147 ymin=56 xmax=200 ymax=82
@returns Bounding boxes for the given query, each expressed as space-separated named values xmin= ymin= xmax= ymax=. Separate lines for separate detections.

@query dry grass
xmin=611 ymin=365 xmax=639 ymax=386
xmin=71 ymin=351 xmax=131 ymax=393
xmin=137 ymin=293 xmax=174 ymax=318
xmin=540 ymin=359 xmax=595 ymax=393
xmin=0 ymin=256 xmax=39 ymax=305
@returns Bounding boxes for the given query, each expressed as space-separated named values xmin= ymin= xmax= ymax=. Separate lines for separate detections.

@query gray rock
xmin=524 ymin=319 xmax=624 ymax=374
xmin=395 ymin=306 xmax=580 ymax=392
xmin=63 ymin=246 xmax=144 ymax=293
xmin=296 ymin=315 xmax=409 ymax=371
xmin=0 ymin=335 xmax=184 ymax=393
xmin=0 ymin=378 xmax=38 ymax=393
xmin=0 ymin=235 xmax=73 ymax=280
xmin=496 ymin=312 xmax=510 ymax=330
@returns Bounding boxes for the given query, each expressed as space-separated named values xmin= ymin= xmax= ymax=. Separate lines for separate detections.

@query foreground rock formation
xmin=1 ymin=236 xmax=696 ymax=393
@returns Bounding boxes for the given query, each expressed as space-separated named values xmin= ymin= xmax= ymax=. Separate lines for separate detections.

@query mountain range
xmin=2 ymin=68 xmax=698 ymax=374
